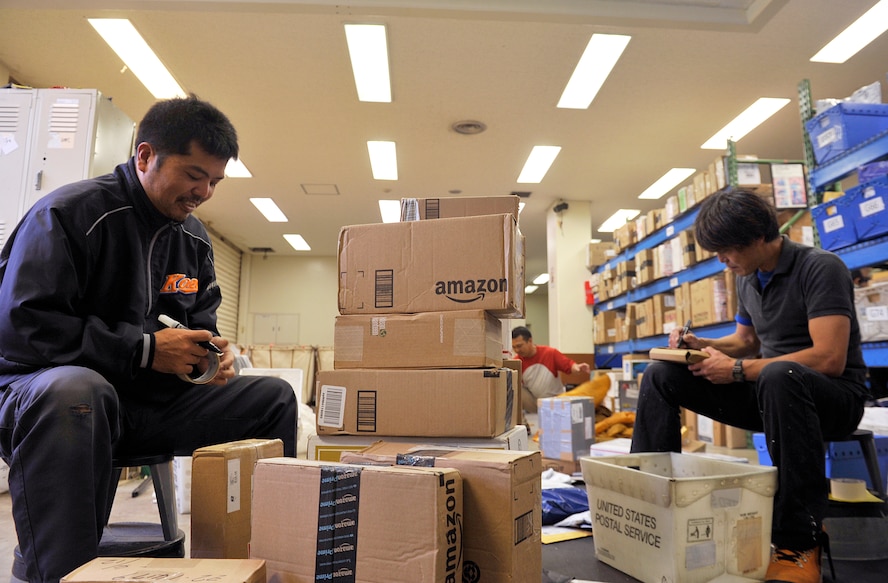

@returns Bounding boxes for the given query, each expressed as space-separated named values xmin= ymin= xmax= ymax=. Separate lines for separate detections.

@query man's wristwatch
xmin=732 ymin=359 xmax=745 ymax=383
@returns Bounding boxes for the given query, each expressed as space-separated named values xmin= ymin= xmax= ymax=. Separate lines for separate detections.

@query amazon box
xmin=341 ymin=443 xmax=541 ymax=583
xmin=306 ymin=425 xmax=530 ymax=462
xmin=61 ymin=558 xmax=265 ymax=583
xmin=251 ymin=458 xmax=462 ymax=583
xmin=190 ymin=438 xmax=283 ymax=559
xmin=338 ymin=214 xmax=524 ymax=318
xmin=316 ymin=368 xmax=515 ymax=437
xmin=334 ymin=310 xmax=502 ymax=369
xmin=400 ymin=195 xmax=519 ymax=221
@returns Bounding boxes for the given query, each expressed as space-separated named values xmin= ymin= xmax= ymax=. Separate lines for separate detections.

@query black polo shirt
xmin=736 ymin=236 xmax=866 ymax=386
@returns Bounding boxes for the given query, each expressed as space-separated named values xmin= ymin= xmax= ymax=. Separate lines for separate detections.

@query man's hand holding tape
xmin=152 ymin=326 xmax=236 ymax=385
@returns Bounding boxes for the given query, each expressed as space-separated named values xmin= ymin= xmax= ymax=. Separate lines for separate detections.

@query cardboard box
xmin=306 ymin=425 xmax=530 ymax=462
xmin=61 ymin=558 xmax=265 ymax=583
xmin=340 ymin=443 xmax=541 ymax=583
xmin=634 ymin=248 xmax=654 ymax=285
xmin=538 ymin=397 xmax=595 ymax=461
xmin=581 ymin=453 xmax=776 ymax=583
xmin=191 ymin=438 xmax=283 ymax=559
xmin=541 ymin=457 xmax=581 ymax=474
xmin=587 ymin=241 xmax=617 ymax=269
xmin=690 ymin=274 xmax=727 ymax=326
xmin=617 ymin=379 xmax=639 ymax=412
xmin=338 ymin=214 xmax=524 ymax=317
xmin=316 ymin=368 xmax=514 ymax=437
xmin=251 ymin=458 xmax=463 ymax=583
xmin=502 ymin=359 xmax=523 ymax=428
xmin=594 ymin=310 xmax=617 ymax=345
xmin=333 ymin=310 xmax=503 ymax=369
xmin=401 ymin=195 xmax=519 ymax=221
xmin=855 ymin=281 xmax=888 ymax=341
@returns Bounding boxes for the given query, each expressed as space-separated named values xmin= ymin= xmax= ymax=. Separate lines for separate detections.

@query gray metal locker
xmin=0 ymin=87 xmax=135 ymax=250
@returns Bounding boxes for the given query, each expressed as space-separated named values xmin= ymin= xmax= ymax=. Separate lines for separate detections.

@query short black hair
xmin=136 ymin=95 xmax=238 ymax=162
xmin=511 ymin=326 xmax=532 ymax=341
xmin=694 ymin=187 xmax=780 ymax=252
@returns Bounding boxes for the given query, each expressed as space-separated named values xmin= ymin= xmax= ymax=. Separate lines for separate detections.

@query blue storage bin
xmin=811 ymin=195 xmax=859 ymax=251
xmin=753 ymin=432 xmax=888 ymax=491
xmin=805 ymin=102 xmax=888 ymax=165
xmin=848 ymin=178 xmax=888 ymax=241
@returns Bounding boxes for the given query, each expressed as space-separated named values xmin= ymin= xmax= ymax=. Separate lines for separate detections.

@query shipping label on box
xmin=62 ymin=558 xmax=266 ymax=583
xmin=251 ymin=458 xmax=463 ymax=583
xmin=341 ymin=443 xmax=541 ymax=583
xmin=401 ymin=195 xmax=519 ymax=221
xmin=334 ymin=310 xmax=502 ymax=369
xmin=538 ymin=397 xmax=595 ymax=461
xmin=191 ymin=439 xmax=284 ymax=559
xmin=338 ymin=214 xmax=524 ymax=317
xmin=306 ymin=425 xmax=530 ymax=462
xmin=316 ymin=368 xmax=514 ymax=437
xmin=581 ymin=453 xmax=776 ymax=583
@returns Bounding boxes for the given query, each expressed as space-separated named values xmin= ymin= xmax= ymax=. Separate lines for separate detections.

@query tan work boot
xmin=765 ymin=531 xmax=834 ymax=583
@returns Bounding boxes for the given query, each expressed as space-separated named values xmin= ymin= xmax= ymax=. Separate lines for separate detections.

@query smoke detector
xmin=452 ymin=120 xmax=487 ymax=135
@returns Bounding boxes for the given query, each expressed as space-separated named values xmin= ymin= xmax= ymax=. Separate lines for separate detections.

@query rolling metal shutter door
xmin=208 ymin=231 xmax=242 ymax=341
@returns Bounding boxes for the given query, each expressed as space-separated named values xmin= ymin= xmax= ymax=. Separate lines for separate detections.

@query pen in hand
xmin=158 ymin=314 xmax=224 ymax=354
xmin=677 ymin=319 xmax=692 ymax=348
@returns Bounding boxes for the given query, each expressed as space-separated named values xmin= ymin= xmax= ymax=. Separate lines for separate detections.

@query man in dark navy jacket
xmin=0 ymin=96 xmax=297 ymax=583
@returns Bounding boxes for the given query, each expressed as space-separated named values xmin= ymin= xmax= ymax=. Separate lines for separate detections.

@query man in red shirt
xmin=511 ymin=326 xmax=591 ymax=412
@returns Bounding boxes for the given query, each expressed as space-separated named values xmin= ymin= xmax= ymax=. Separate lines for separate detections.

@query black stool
xmin=99 ymin=453 xmax=186 ymax=557
xmin=12 ymin=454 xmax=185 ymax=582
xmin=823 ymin=429 xmax=888 ymax=562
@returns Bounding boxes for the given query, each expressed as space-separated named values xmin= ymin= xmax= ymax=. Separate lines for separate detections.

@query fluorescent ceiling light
xmin=558 ymin=34 xmax=631 ymax=109
xmin=811 ymin=0 xmax=888 ymax=63
xmin=701 ymin=98 xmax=791 ymax=150
xmin=344 ymin=24 xmax=392 ymax=102
xmin=532 ymin=273 xmax=550 ymax=285
xmin=88 ymin=18 xmax=186 ymax=99
xmin=590 ymin=238 xmax=602 ymax=244
xmin=638 ymin=168 xmax=696 ymax=200
xmin=283 ymin=234 xmax=311 ymax=251
xmin=225 ymin=159 xmax=252 ymax=178
xmin=517 ymin=146 xmax=561 ymax=183
xmin=378 ymin=199 xmax=401 ymax=223
xmin=250 ymin=198 xmax=288 ymax=223
xmin=367 ymin=141 xmax=398 ymax=180
xmin=598 ymin=209 xmax=641 ymax=233
xmin=525 ymin=285 xmax=539 ymax=295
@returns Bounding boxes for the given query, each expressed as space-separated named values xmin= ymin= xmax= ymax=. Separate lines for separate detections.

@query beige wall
xmin=238 ymin=254 xmax=553 ymax=353
xmin=238 ymin=254 xmax=339 ymax=346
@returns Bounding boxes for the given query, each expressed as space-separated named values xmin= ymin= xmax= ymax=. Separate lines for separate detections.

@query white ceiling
xmin=1 ymin=0 xmax=887 ymax=284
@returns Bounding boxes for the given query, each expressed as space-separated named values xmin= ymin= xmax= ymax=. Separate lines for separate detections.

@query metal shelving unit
xmin=800 ymin=79 xmax=888 ymax=366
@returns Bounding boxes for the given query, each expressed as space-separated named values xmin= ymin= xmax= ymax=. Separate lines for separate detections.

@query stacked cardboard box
xmin=303 ymin=196 xmax=533 ymax=582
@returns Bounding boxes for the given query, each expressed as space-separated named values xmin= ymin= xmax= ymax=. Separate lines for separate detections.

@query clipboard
xmin=649 ymin=347 xmax=710 ymax=364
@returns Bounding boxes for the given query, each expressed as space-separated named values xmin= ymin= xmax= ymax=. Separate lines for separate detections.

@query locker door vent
xmin=49 ymin=101 xmax=79 ymax=133
xmin=0 ymin=105 xmax=21 ymax=132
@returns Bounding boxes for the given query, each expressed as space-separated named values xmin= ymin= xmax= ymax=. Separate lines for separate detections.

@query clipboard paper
xmin=649 ymin=347 xmax=710 ymax=364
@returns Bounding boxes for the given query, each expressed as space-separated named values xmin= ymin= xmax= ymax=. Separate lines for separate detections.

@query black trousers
xmin=630 ymin=360 xmax=866 ymax=550
xmin=0 ymin=366 xmax=297 ymax=583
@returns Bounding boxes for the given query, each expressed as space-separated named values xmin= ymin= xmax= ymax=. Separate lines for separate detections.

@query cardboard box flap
xmin=62 ymin=558 xmax=266 ymax=583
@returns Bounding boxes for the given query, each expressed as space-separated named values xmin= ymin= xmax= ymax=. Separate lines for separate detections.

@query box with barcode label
xmin=316 ymin=368 xmax=514 ymax=437
xmin=338 ymin=214 xmax=524 ymax=318
xmin=855 ymin=281 xmax=888 ymax=342
xmin=537 ymin=396 xmax=595 ymax=461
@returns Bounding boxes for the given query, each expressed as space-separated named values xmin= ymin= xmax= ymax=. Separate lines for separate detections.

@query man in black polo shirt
xmin=631 ymin=187 xmax=869 ymax=583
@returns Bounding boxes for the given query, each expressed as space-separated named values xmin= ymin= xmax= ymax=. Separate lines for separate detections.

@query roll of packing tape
xmin=178 ymin=351 xmax=221 ymax=385
xmin=829 ymin=477 xmax=882 ymax=503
